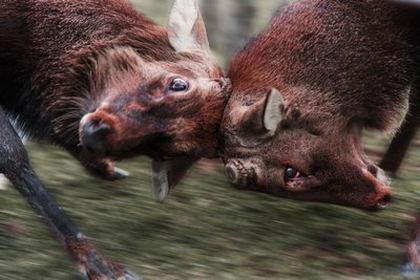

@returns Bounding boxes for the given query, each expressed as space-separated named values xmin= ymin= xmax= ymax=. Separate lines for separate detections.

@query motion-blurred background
xmin=0 ymin=1 xmax=420 ymax=279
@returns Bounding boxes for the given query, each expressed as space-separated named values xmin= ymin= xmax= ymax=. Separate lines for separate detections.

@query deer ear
xmin=169 ymin=0 xmax=210 ymax=53
xmin=263 ymin=88 xmax=284 ymax=136
xmin=241 ymin=88 xmax=284 ymax=135
xmin=151 ymin=158 xmax=196 ymax=202
xmin=232 ymin=88 xmax=285 ymax=147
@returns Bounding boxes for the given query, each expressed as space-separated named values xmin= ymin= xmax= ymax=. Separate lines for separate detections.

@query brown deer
xmin=221 ymin=0 xmax=420 ymax=210
xmin=0 ymin=0 xmax=227 ymax=278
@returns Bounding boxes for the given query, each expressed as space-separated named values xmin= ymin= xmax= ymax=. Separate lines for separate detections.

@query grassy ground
xmin=1 ymin=135 xmax=419 ymax=280
xmin=1 ymin=1 xmax=420 ymax=280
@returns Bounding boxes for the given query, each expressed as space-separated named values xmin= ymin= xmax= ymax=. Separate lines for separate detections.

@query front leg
xmin=403 ymin=214 xmax=420 ymax=276
xmin=0 ymin=108 xmax=142 ymax=280
xmin=0 ymin=122 xmax=26 ymax=190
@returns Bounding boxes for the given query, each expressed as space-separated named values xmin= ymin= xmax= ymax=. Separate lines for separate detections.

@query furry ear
xmin=263 ymin=88 xmax=284 ymax=136
xmin=168 ymin=0 xmax=210 ymax=53
xmin=231 ymin=88 xmax=285 ymax=147
xmin=241 ymin=88 xmax=284 ymax=136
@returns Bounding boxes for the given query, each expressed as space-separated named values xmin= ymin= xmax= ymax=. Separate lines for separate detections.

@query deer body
xmin=0 ymin=0 xmax=226 ymax=278
xmin=222 ymin=0 xmax=420 ymax=209
xmin=1 ymin=0 xmax=227 ymax=180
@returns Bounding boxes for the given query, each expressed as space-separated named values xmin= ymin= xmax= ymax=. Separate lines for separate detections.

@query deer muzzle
xmin=224 ymin=159 xmax=259 ymax=188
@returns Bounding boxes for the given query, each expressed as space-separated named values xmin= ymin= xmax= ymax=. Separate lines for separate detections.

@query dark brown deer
xmin=0 ymin=0 xmax=227 ymax=278
xmin=221 ymin=0 xmax=420 ymax=210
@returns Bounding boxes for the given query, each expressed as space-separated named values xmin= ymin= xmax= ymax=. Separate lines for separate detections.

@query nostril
xmin=81 ymin=120 xmax=112 ymax=155
xmin=376 ymin=194 xmax=392 ymax=209
xmin=84 ymin=120 xmax=111 ymax=137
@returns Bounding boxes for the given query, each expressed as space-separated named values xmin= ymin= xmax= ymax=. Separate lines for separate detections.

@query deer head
xmin=221 ymin=87 xmax=392 ymax=210
xmin=77 ymin=0 xmax=230 ymax=200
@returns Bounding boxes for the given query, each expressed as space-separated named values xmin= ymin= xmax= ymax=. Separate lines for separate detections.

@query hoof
xmin=70 ymin=237 xmax=142 ymax=280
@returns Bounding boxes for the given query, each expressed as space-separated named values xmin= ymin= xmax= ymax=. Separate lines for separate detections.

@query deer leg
xmin=0 ymin=122 xmax=26 ymax=190
xmin=403 ymin=214 xmax=420 ymax=275
xmin=380 ymin=94 xmax=420 ymax=175
xmin=0 ymin=108 xmax=142 ymax=280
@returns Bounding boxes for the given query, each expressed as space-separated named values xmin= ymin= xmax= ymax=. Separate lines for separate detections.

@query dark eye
xmin=284 ymin=167 xmax=303 ymax=181
xmin=169 ymin=78 xmax=189 ymax=92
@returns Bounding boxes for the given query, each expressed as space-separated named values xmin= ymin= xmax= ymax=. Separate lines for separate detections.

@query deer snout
xmin=224 ymin=159 xmax=260 ymax=188
xmin=375 ymin=193 xmax=392 ymax=210
xmin=363 ymin=167 xmax=393 ymax=211
xmin=367 ymin=191 xmax=392 ymax=211
xmin=372 ymin=181 xmax=393 ymax=210
xmin=225 ymin=161 xmax=246 ymax=186
xmin=80 ymin=113 xmax=114 ymax=156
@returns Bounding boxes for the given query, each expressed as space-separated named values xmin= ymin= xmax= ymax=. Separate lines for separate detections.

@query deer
xmin=0 ymin=0 xmax=228 ymax=278
xmin=220 ymin=0 xmax=420 ymax=210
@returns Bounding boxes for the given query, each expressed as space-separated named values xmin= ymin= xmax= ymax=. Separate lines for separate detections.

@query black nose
xmin=375 ymin=194 xmax=392 ymax=210
xmin=80 ymin=120 xmax=111 ymax=154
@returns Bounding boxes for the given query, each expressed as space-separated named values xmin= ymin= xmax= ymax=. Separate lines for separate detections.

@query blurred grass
xmin=1 ymin=1 xmax=420 ymax=280
xmin=1 ymin=136 xmax=420 ymax=280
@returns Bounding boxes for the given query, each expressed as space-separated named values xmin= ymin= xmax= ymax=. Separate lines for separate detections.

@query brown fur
xmin=221 ymin=0 xmax=420 ymax=210
xmin=0 ymin=0 xmax=228 ymax=179
xmin=0 ymin=1 xmax=227 ymax=276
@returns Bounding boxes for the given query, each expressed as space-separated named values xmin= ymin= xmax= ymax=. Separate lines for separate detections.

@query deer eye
xmin=169 ymin=78 xmax=189 ymax=92
xmin=284 ymin=167 xmax=304 ymax=181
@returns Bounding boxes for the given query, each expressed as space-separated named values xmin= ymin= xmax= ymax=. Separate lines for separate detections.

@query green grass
xmin=1 ymin=1 xmax=420 ymax=279
xmin=0 ymin=137 xmax=419 ymax=280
